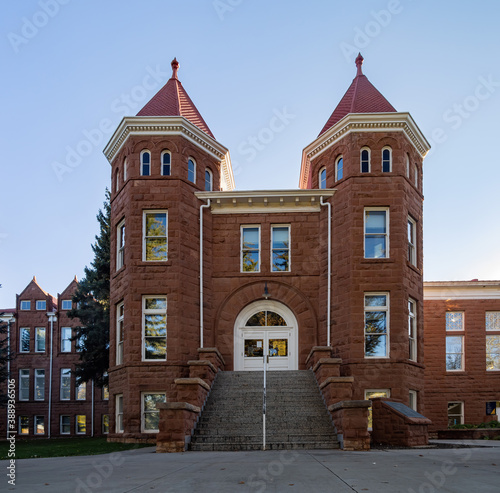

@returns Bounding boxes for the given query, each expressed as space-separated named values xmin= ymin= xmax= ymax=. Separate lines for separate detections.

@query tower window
xmin=143 ymin=211 xmax=168 ymax=261
xmin=143 ymin=296 xmax=167 ymax=361
xmin=408 ymin=299 xmax=417 ymax=362
xmin=161 ymin=151 xmax=171 ymax=176
xmin=382 ymin=147 xmax=392 ymax=172
xmin=360 ymin=148 xmax=370 ymax=173
xmin=188 ymin=158 xmax=196 ymax=183
xmin=117 ymin=219 xmax=125 ymax=270
xmin=407 ymin=216 xmax=417 ymax=266
xmin=406 ymin=154 xmax=410 ymax=178
xmin=205 ymin=169 xmax=213 ymax=191
xmin=319 ymin=167 xmax=326 ymax=189
xmin=414 ymin=165 xmax=419 ymax=188
xmin=123 ymin=158 xmax=127 ymax=181
xmin=335 ymin=157 xmax=343 ymax=181
xmin=364 ymin=208 xmax=389 ymax=259
xmin=364 ymin=293 xmax=389 ymax=358
xmin=142 ymin=393 xmax=166 ymax=432
xmin=116 ymin=302 xmax=124 ymax=365
xmin=141 ymin=150 xmax=151 ymax=176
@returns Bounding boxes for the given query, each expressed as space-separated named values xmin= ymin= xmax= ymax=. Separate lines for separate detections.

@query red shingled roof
xmin=319 ymin=54 xmax=396 ymax=136
xmin=137 ymin=58 xmax=215 ymax=139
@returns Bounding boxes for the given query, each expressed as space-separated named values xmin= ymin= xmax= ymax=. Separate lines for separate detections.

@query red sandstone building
xmin=2 ymin=56 xmax=498 ymax=447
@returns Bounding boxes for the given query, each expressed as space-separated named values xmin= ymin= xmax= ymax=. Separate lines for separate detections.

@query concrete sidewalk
xmin=3 ymin=442 xmax=500 ymax=493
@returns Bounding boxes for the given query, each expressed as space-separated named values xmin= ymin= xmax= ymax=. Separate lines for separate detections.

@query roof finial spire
xmin=355 ymin=53 xmax=364 ymax=76
xmin=171 ymin=57 xmax=179 ymax=79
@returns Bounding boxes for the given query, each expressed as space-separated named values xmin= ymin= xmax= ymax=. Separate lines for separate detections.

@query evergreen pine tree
xmin=69 ymin=190 xmax=110 ymax=387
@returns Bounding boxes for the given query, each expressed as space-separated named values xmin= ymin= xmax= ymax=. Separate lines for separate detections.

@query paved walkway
xmin=3 ymin=441 xmax=500 ymax=493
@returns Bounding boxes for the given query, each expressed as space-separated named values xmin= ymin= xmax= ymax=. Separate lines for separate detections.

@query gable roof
xmin=319 ymin=53 xmax=396 ymax=136
xmin=137 ymin=58 xmax=215 ymax=138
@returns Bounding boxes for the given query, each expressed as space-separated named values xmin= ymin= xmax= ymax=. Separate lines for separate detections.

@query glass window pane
xmin=365 ymin=334 xmax=387 ymax=357
xmin=243 ymin=228 xmax=259 ymax=248
xmin=145 ymin=298 xmax=166 ymax=310
xmin=246 ymin=312 xmax=266 ymax=326
xmin=142 ymin=152 xmax=150 ymax=164
xmin=145 ymin=214 xmax=167 ymax=237
xmin=366 ymin=211 xmax=386 ymax=234
xmin=365 ymin=312 xmax=387 ymax=333
xmin=365 ymin=295 xmax=387 ymax=307
xmin=365 ymin=236 xmax=386 ymax=258
xmin=266 ymin=312 xmax=287 ymax=326
xmin=242 ymin=251 xmax=259 ymax=272
xmin=446 ymin=336 xmax=462 ymax=353
xmin=244 ymin=339 xmax=264 ymax=357
xmin=486 ymin=312 xmax=500 ymax=331
xmin=144 ymin=338 xmax=166 ymax=359
xmin=269 ymin=339 xmax=288 ymax=357
xmin=272 ymin=227 xmax=289 ymax=249
xmin=272 ymin=250 xmax=289 ymax=272
xmin=145 ymin=238 xmax=167 ymax=261
xmin=446 ymin=312 xmax=463 ymax=331
xmin=145 ymin=315 xmax=167 ymax=336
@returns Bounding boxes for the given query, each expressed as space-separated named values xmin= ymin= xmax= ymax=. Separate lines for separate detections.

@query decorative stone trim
xmin=157 ymin=402 xmax=200 ymax=413
xmin=187 ymin=360 xmax=217 ymax=373
xmin=305 ymin=346 xmax=333 ymax=366
xmin=174 ymin=378 xmax=210 ymax=391
xmin=312 ymin=358 xmax=343 ymax=374
xmin=319 ymin=376 xmax=354 ymax=390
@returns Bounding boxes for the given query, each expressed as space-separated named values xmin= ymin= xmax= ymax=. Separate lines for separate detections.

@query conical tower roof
xmin=319 ymin=53 xmax=396 ymax=136
xmin=137 ymin=58 xmax=215 ymax=138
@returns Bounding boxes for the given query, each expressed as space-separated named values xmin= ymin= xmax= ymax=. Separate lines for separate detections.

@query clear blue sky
xmin=1 ymin=0 xmax=500 ymax=307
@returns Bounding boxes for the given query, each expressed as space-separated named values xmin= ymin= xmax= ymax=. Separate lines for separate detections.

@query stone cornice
xmin=299 ymin=112 xmax=430 ymax=189
xmin=103 ymin=116 xmax=235 ymax=190
xmin=195 ymin=189 xmax=335 ymax=214
xmin=424 ymin=281 xmax=500 ymax=300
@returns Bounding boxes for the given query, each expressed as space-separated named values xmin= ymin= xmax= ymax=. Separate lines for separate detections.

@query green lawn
xmin=0 ymin=437 xmax=152 ymax=460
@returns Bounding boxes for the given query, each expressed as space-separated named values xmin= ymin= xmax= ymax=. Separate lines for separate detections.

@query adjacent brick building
xmin=424 ymin=281 xmax=500 ymax=432
xmin=0 ymin=277 xmax=109 ymax=438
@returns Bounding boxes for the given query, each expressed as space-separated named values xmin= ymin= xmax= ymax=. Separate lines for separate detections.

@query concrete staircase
xmin=189 ymin=370 xmax=339 ymax=451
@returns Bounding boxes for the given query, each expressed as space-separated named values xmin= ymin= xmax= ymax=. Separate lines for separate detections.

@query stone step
xmin=190 ymin=441 xmax=340 ymax=452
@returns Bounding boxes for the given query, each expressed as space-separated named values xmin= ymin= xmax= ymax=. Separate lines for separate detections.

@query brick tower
xmin=104 ymin=59 xmax=234 ymax=441
xmin=299 ymin=54 xmax=430 ymax=412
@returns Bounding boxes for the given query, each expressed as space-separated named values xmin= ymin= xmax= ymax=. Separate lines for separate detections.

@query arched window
xmin=205 ymin=169 xmax=213 ymax=191
xmin=319 ymin=167 xmax=326 ymax=189
xmin=335 ymin=156 xmax=343 ymax=181
xmin=245 ymin=310 xmax=287 ymax=327
xmin=161 ymin=151 xmax=171 ymax=176
xmin=123 ymin=158 xmax=127 ymax=181
xmin=188 ymin=158 xmax=196 ymax=183
xmin=360 ymin=147 xmax=370 ymax=173
xmin=115 ymin=168 xmax=120 ymax=192
xmin=382 ymin=147 xmax=392 ymax=172
xmin=141 ymin=150 xmax=151 ymax=176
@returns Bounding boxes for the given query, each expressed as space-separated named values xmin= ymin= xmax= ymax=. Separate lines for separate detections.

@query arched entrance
xmin=234 ymin=300 xmax=298 ymax=371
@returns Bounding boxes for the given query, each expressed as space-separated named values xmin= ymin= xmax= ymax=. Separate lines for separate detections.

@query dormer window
xmin=335 ymin=157 xmax=343 ymax=181
xmin=319 ymin=167 xmax=326 ymax=189
xmin=382 ymin=147 xmax=392 ymax=172
xmin=205 ymin=169 xmax=213 ymax=191
xmin=188 ymin=158 xmax=196 ymax=183
xmin=141 ymin=151 xmax=151 ymax=176
xmin=360 ymin=148 xmax=370 ymax=173
xmin=161 ymin=151 xmax=171 ymax=176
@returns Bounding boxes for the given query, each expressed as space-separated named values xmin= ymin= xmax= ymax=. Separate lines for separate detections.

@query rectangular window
xmin=60 ymin=415 xmax=70 ymax=434
xmin=116 ymin=394 xmax=124 ymax=433
xmin=35 ymin=416 xmax=45 ymax=435
xmin=61 ymin=299 xmax=72 ymax=310
xmin=486 ymin=335 xmax=500 ymax=371
xmin=143 ymin=296 xmax=167 ymax=360
xmin=102 ymin=414 xmax=110 ymax=434
xmin=365 ymin=389 xmax=390 ymax=430
xmin=20 ymin=300 xmax=30 ymax=310
xmin=364 ymin=294 xmax=389 ymax=358
xmin=448 ymin=402 xmax=464 ymax=426
xmin=408 ymin=299 xmax=417 ymax=361
xmin=20 ymin=328 xmax=30 ymax=352
xmin=364 ymin=209 xmax=388 ymax=259
xmin=76 ymin=415 xmax=86 ymax=434
xmin=35 ymin=327 xmax=46 ymax=352
xmin=19 ymin=369 xmax=29 ymax=401
xmin=407 ymin=217 xmax=417 ymax=266
xmin=76 ymin=381 xmax=86 ymax=400
xmin=61 ymin=327 xmax=72 ymax=352
xmin=241 ymin=226 xmax=260 ymax=272
xmin=143 ymin=211 xmax=167 ymax=261
xmin=142 ymin=393 xmax=166 ymax=432
xmin=35 ymin=369 xmax=45 ymax=401
xmin=36 ymin=300 xmax=46 ymax=311
xmin=446 ymin=312 xmax=464 ymax=331
xmin=60 ymin=368 xmax=71 ymax=400
xmin=116 ymin=302 xmax=124 ymax=365
xmin=117 ymin=219 xmax=125 ymax=270
xmin=409 ymin=390 xmax=417 ymax=411
xmin=486 ymin=312 xmax=500 ymax=331
xmin=446 ymin=336 xmax=464 ymax=371
xmin=271 ymin=226 xmax=290 ymax=272
xmin=414 ymin=166 xmax=418 ymax=187
xmin=19 ymin=416 xmax=29 ymax=435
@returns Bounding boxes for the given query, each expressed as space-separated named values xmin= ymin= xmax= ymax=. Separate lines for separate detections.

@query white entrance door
xmin=234 ymin=301 xmax=298 ymax=371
